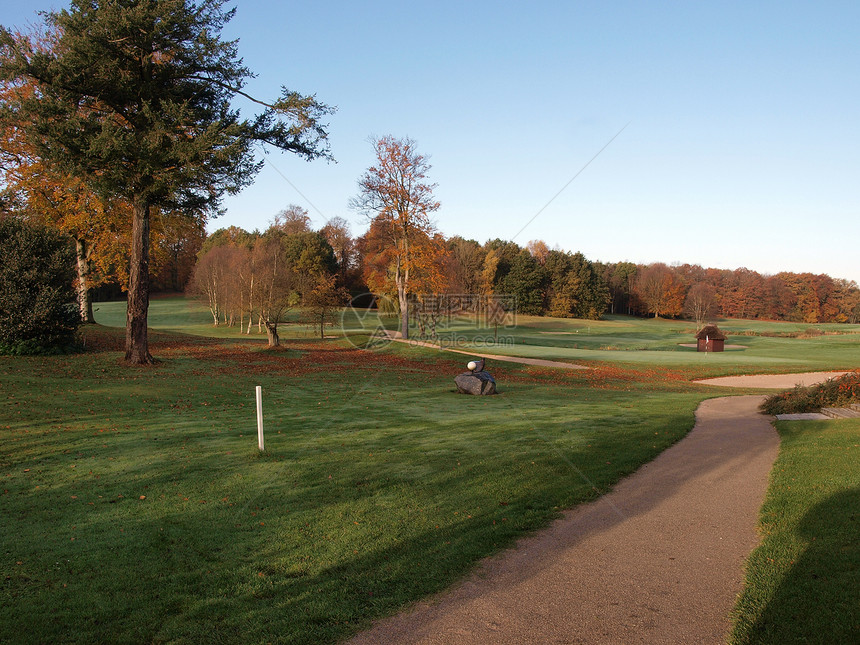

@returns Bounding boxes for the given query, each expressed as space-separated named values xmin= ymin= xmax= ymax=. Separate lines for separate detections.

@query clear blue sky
xmin=4 ymin=2 xmax=859 ymax=283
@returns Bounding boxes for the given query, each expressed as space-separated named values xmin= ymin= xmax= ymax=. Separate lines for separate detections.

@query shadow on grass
xmin=738 ymin=487 xmax=860 ymax=645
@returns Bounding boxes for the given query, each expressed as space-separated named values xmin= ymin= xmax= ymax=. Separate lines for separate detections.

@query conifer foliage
xmin=0 ymin=0 xmax=332 ymax=363
xmin=0 ymin=217 xmax=80 ymax=353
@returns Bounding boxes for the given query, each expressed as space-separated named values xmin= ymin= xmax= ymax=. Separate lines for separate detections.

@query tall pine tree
xmin=0 ymin=0 xmax=332 ymax=363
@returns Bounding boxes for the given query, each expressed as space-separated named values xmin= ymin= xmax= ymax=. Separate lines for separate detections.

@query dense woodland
xmin=189 ymin=205 xmax=860 ymax=331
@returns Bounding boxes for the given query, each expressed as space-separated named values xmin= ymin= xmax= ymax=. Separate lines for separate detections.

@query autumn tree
xmin=721 ymin=268 xmax=765 ymax=319
xmin=759 ymin=275 xmax=796 ymax=320
xmin=829 ymin=279 xmax=860 ymax=323
xmin=0 ymin=78 xmax=129 ymax=322
xmin=635 ymin=263 xmax=686 ymax=318
xmin=603 ymin=261 xmax=638 ymax=315
xmin=320 ymin=216 xmax=355 ymax=283
xmin=526 ymin=239 xmax=550 ymax=265
xmin=350 ymin=136 xmax=440 ymax=339
xmin=0 ymin=0 xmax=332 ymax=363
xmin=271 ymin=204 xmax=312 ymax=235
xmin=684 ymin=283 xmax=718 ymax=329
xmin=249 ymin=235 xmax=299 ymax=347
xmin=777 ymin=272 xmax=822 ymax=323
xmin=479 ymin=249 xmax=500 ymax=295
xmin=190 ymin=243 xmax=241 ymax=326
xmin=444 ymin=236 xmax=484 ymax=294
xmin=301 ymin=274 xmax=349 ymax=339
xmin=151 ymin=214 xmax=206 ymax=292
xmin=191 ymin=227 xmax=260 ymax=330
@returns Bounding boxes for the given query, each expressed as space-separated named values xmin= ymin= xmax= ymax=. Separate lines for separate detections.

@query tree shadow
xmin=741 ymin=487 xmax=860 ymax=644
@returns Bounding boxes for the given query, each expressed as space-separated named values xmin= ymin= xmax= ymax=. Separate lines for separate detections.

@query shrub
xmin=0 ymin=218 xmax=81 ymax=354
xmin=760 ymin=371 xmax=860 ymax=414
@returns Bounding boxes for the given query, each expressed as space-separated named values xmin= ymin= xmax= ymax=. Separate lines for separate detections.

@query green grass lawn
xmin=2 ymin=299 xmax=857 ymax=643
xmin=441 ymin=313 xmax=860 ymax=372
xmin=1 ymin=325 xmax=713 ymax=643
xmin=730 ymin=418 xmax=860 ymax=644
xmin=95 ymin=296 xmax=860 ymax=375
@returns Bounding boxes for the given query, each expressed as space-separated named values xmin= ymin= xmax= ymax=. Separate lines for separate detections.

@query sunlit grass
xmin=4 ymin=298 xmax=854 ymax=642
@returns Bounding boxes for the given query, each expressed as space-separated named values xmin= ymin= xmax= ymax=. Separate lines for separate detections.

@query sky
xmin=3 ymin=1 xmax=859 ymax=284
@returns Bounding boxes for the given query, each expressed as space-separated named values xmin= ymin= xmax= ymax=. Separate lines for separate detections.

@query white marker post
xmin=255 ymin=385 xmax=265 ymax=451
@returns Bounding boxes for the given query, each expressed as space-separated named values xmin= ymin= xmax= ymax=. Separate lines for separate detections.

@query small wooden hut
xmin=696 ymin=324 xmax=726 ymax=352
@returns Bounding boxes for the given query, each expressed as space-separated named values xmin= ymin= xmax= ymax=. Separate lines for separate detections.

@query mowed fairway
xmin=1 ymin=299 xmax=857 ymax=643
xmin=96 ymin=295 xmax=860 ymax=375
xmin=422 ymin=313 xmax=860 ymax=373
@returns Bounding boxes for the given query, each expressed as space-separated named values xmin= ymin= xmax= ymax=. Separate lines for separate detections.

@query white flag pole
xmin=255 ymin=385 xmax=264 ymax=451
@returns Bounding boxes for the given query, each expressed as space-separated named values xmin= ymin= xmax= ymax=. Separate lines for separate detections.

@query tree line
xmin=605 ymin=261 xmax=860 ymax=325
xmin=194 ymin=209 xmax=860 ymax=341
xmin=190 ymin=208 xmax=348 ymax=345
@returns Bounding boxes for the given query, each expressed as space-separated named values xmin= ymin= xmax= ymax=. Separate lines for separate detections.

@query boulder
xmin=455 ymin=370 xmax=496 ymax=395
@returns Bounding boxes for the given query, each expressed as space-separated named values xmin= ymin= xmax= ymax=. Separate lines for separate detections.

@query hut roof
xmin=696 ymin=324 xmax=726 ymax=340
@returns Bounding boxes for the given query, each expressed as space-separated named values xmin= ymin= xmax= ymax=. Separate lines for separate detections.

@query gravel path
xmin=347 ymin=373 xmax=838 ymax=644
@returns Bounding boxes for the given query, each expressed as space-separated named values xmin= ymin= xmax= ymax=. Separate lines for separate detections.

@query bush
xmin=760 ymin=371 xmax=860 ymax=414
xmin=0 ymin=218 xmax=81 ymax=354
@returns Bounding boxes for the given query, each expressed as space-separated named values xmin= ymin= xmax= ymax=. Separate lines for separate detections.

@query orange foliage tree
xmin=635 ymin=263 xmax=686 ymax=318
xmin=351 ymin=136 xmax=443 ymax=339
xmin=0 ymin=79 xmax=129 ymax=322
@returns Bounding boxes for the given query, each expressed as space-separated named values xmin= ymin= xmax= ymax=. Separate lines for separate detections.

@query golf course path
xmin=347 ymin=373 xmax=836 ymax=644
xmin=387 ymin=335 xmax=589 ymax=370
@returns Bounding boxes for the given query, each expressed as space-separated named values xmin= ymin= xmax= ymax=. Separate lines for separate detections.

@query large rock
xmin=455 ymin=370 xmax=496 ymax=395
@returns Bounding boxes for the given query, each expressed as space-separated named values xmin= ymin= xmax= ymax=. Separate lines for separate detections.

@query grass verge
xmin=730 ymin=418 xmax=860 ymax=644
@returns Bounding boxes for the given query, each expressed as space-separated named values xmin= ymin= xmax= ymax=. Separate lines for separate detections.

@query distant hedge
xmin=760 ymin=371 xmax=860 ymax=414
xmin=0 ymin=218 xmax=81 ymax=354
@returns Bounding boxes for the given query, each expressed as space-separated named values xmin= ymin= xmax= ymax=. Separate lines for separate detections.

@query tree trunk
xmin=75 ymin=237 xmax=95 ymax=324
xmin=245 ymin=274 xmax=254 ymax=334
xmin=125 ymin=196 xmax=153 ymax=364
xmin=209 ymin=284 xmax=218 ymax=325
xmin=398 ymin=284 xmax=408 ymax=338
xmin=239 ymin=283 xmax=244 ymax=332
xmin=265 ymin=320 xmax=279 ymax=346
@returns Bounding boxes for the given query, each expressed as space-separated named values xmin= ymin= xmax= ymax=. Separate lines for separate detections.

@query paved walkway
xmin=347 ymin=373 xmax=837 ymax=644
